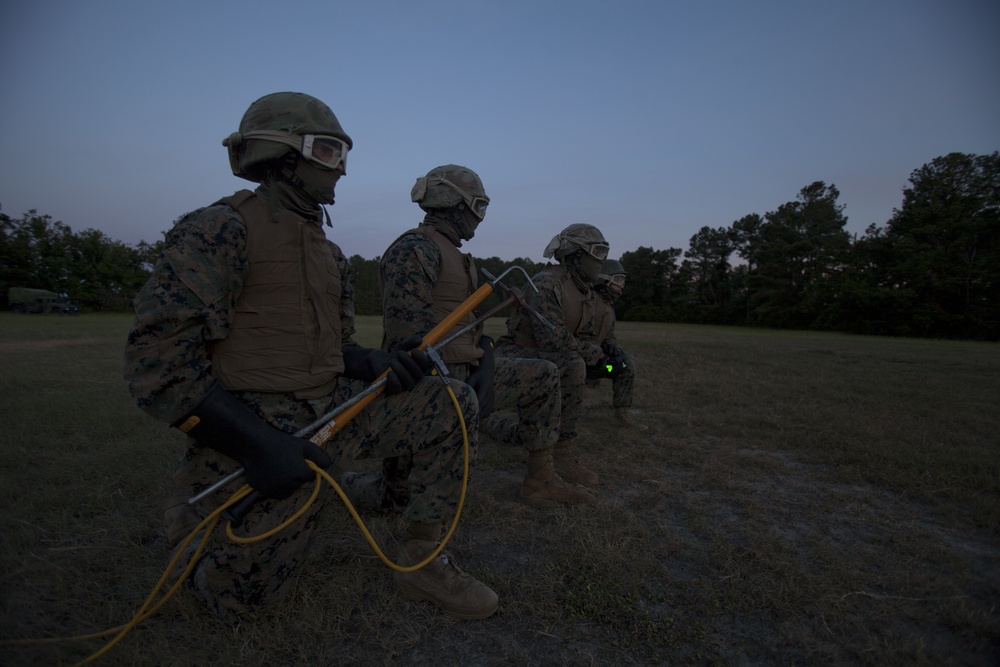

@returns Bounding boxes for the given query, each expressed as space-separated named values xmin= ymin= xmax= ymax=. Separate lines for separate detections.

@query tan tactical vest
xmin=510 ymin=264 xmax=596 ymax=348
xmin=208 ymin=190 xmax=344 ymax=398
xmin=592 ymin=294 xmax=615 ymax=343
xmin=405 ymin=225 xmax=482 ymax=365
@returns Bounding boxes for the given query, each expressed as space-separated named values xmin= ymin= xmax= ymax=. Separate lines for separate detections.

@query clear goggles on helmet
xmin=299 ymin=135 xmax=349 ymax=171
xmin=436 ymin=178 xmax=490 ymax=220
xmin=607 ymin=274 xmax=626 ymax=286
xmin=580 ymin=241 xmax=610 ymax=261
xmin=241 ymin=130 xmax=349 ymax=171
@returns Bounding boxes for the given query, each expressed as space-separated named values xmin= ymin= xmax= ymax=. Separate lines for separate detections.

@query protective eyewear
xmin=300 ymin=135 xmax=349 ymax=171
xmin=583 ymin=242 xmax=610 ymax=261
xmin=241 ymin=130 xmax=349 ymax=171
xmin=436 ymin=178 xmax=490 ymax=220
xmin=608 ymin=274 xmax=626 ymax=286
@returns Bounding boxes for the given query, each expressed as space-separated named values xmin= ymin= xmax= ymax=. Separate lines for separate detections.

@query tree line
xmin=1 ymin=151 xmax=996 ymax=340
xmin=623 ymin=151 xmax=998 ymax=341
xmin=0 ymin=213 xmax=162 ymax=312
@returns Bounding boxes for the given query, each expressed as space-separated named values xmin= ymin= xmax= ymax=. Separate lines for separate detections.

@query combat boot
xmin=615 ymin=407 xmax=649 ymax=431
xmin=553 ymin=440 xmax=599 ymax=485
xmin=521 ymin=449 xmax=596 ymax=507
xmin=393 ymin=522 xmax=499 ymax=620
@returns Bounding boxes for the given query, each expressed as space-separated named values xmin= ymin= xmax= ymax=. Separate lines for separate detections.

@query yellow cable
xmin=3 ymin=383 xmax=470 ymax=665
xmin=227 ymin=382 xmax=469 ymax=571
xmin=225 ymin=475 xmax=323 ymax=543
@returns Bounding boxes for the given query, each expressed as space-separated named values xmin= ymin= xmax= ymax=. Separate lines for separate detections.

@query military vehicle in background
xmin=8 ymin=287 xmax=80 ymax=314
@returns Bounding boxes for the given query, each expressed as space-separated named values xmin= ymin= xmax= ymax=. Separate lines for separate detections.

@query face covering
xmin=564 ymin=252 xmax=602 ymax=291
xmin=579 ymin=253 xmax=603 ymax=283
xmin=457 ymin=205 xmax=482 ymax=241
xmin=423 ymin=206 xmax=481 ymax=247
xmin=281 ymin=157 xmax=340 ymax=206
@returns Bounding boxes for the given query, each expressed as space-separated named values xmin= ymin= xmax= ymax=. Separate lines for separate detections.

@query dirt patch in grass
xmin=273 ymin=391 xmax=998 ymax=666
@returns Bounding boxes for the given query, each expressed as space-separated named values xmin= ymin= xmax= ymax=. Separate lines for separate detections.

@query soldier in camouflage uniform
xmin=494 ymin=224 xmax=615 ymax=486
xmin=122 ymin=93 xmax=497 ymax=620
xmin=345 ymin=165 xmax=594 ymax=508
xmin=584 ymin=259 xmax=648 ymax=430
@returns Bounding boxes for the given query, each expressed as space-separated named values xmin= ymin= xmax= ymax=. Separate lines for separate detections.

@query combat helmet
xmin=598 ymin=258 xmax=627 ymax=286
xmin=411 ymin=165 xmax=489 ymax=220
xmin=542 ymin=223 xmax=610 ymax=262
xmin=223 ymin=92 xmax=353 ymax=183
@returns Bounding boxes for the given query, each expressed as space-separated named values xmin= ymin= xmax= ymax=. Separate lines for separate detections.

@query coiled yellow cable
xmin=3 ymin=382 xmax=470 ymax=665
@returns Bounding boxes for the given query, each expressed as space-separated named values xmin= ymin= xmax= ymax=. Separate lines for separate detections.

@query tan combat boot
xmin=553 ymin=440 xmax=599 ymax=485
xmin=615 ymin=407 xmax=649 ymax=431
xmin=393 ymin=522 xmax=499 ymax=620
xmin=521 ymin=449 xmax=596 ymax=507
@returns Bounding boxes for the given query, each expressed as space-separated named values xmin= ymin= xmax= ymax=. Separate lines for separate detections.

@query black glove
xmin=342 ymin=335 xmax=432 ymax=394
xmin=174 ymin=382 xmax=331 ymax=500
xmin=465 ymin=335 xmax=495 ymax=420
xmin=598 ymin=343 xmax=628 ymax=378
xmin=601 ymin=342 xmax=625 ymax=361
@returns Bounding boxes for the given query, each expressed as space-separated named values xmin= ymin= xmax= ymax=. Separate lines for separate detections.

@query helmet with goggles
xmin=411 ymin=165 xmax=490 ymax=221
xmin=222 ymin=92 xmax=353 ymax=183
xmin=598 ymin=259 xmax=627 ymax=287
xmin=543 ymin=223 xmax=610 ymax=262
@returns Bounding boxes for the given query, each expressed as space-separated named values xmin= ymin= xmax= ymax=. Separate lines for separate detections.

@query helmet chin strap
xmin=260 ymin=159 xmax=334 ymax=226
xmin=423 ymin=207 xmax=477 ymax=247
xmin=565 ymin=252 xmax=598 ymax=292
xmin=458 ymin=206 xmax=481 ymax=242
xmin=274 ymin=156 xmax=337 ymax=222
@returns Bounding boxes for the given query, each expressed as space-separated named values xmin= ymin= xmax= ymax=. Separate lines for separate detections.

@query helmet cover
xmin=411 ymin=164 xmax=489 ymax=216
xmin=542 ymin=223 xmax=609 ymax=262
xmin=223 ymin=92 xmax=353 ymax=183
xmin=598 ymin=258 xmax=626 ymax=283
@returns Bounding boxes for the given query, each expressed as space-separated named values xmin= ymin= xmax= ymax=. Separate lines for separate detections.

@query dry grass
xmin=1 ymin=314 xmax=998 ymax=666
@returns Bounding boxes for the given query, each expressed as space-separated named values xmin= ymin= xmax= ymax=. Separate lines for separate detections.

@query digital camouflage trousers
xmin=342 ymin=356 xmax=562 ymax=512
xmin=161 ymin=375 xmax=478 ymax=614
xmin=585 ymin=348 xmax=637 ymax=408
xmin=495 ymin=346 xmax=587 ymax=442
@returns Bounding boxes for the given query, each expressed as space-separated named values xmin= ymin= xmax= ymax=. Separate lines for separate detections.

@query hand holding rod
xmin=191 ymin=264 xmax=545 ymax=523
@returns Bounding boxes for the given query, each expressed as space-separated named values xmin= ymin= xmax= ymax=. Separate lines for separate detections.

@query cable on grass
xmin=1 ymin=383 xmax=471 ymax=665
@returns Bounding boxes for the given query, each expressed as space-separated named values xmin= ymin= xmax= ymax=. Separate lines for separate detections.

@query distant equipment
xmin=8 ymin=287 xmax=80 ymax=314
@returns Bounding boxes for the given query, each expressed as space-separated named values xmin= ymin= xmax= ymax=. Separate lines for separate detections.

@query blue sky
xmin=1 ymin=0 xmax=998 ymax=262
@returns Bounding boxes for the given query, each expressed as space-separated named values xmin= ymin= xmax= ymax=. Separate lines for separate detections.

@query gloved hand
xmin=599 ymin=357 xmax=626 ymax=378
xmin=601 ymin=342 xmax=626 ymax=361
xmin=173 ymin=382 xmax=331 ymax=500
xmin=598 ymin=343 xmax=628 ymax=378
xmin=342 ymin=335 xmax=432 ymax=394
xmin=466 ymin=335 xmax=495 ymax=420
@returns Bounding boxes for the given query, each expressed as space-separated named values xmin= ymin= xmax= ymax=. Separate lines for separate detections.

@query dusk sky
xmin=1 ymin=0 xmax=998 ymax=263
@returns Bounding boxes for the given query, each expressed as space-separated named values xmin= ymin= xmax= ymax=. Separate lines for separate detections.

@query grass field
xmin=0 ymin=313 xmax=997 ymax=666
